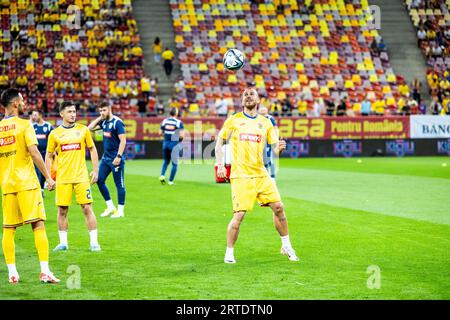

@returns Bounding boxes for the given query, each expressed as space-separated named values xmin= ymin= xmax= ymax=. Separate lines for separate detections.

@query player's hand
xmin=90 ymin=171 xmax=98 ymax=185
xmin=278 ymin=139 xmax=287 ymax=153
xmin=217 ymin=164 xmax=228 ymax=179
xmin=46 ymin=177 xmax=56 ymax=191
xmin=112 ymin=157 xmax=121 ymax=166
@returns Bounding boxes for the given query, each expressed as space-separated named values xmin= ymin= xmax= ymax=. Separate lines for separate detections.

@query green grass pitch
xmin=0 ymin=157 xmax=449 ymax=299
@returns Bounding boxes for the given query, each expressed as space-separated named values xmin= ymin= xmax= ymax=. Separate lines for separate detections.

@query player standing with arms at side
xmin=46 ymin=101 xmax=101 ymax=252
xmin=258 ymin=106 xmax=278 ymax=181
xmin=215 ymin=88 xmax=299 ymax=264
xmin=88 ymin=102 xmax=127 ymax=218
xmin=0 ymin=88 xmax=59 ymax=283
xmin=159 ymin=108 xmax=184 ymax=186
xmin=31 ymin=110 xmax=54 ymax=195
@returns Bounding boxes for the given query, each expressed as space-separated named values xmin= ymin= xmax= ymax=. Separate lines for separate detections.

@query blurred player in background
xmin=88 ymin=102 xmax=127 ymax=218
xmin=46 ymin=101 xmax=101 ymax=252
xmin=31 ymin=110 xmax=54 ymax=195
xmin=258 ymin=106 xmax=278 ymax=181
xmin=159 ymin=108 xmax=184 ymax=186
xmin=215 ymin=88 xmax=299 ymax=264
xmin=0 ymin=88 xmax=59 ymax=284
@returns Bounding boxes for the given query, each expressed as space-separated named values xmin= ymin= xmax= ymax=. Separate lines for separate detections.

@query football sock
xmin=7 ymin=263 xmax=18 ymax=277
xmin=281 ymin=235 xmax=292 ymax=249
xmin=225 ymin=247 xmax=234 ymax=257
xmin=2 ymin=228 xmax=16 ymax=265
xmin=58 ymin=230 xmax=68 ymax=246
xmin=106 ymin=200 xmax=115 ymax=210
xmin=40 ymin=261 xmax=50 ymax=274
xmin=89 ymin=229 xmax=99 ymax=246
xmin=118 ymin=205 xmax=125 ymax=216
xmin=34 ymin=228 xmax=49 ymax=263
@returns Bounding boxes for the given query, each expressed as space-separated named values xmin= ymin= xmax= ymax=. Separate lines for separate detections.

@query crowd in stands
xmin=169 ymin=0 xmax=438 ymax=117
xmin=406 ymin=0 xmax=450 ymax=115
xmin=0 ymin=0 xmax=157 ymax=116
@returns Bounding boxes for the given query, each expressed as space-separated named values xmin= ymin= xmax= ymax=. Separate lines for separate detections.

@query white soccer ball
xmin=223 ymin=48 xmax=245 ymax=71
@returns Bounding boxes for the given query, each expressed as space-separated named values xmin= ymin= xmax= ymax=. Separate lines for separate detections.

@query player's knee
xmin=233 ymin=211 xmax=246 ymax=223
xmin=58 ymin=206 xmax=69 ymax=216
xmin=273 ymin=202 xmax=284 ymax=215
xmin=81 ymin=204 xmax=92 ymax=214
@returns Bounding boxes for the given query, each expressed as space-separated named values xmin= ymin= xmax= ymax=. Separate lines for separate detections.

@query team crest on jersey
xmin=257 ymin=123 xmax=263 ymax=129
xmin=43 ymin=127 xmax=48 ymax=133
xmin=76 ymin=131 xmax=80 ymax=137
xmin=109 ymin=123 xmax=113 ymax=129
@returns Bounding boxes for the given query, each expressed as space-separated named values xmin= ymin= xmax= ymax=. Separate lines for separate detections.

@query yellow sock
xmin=2 ymin=228 xmax=16 ymax=265
xmin=33 ymin=228 xmax=49 ymax=263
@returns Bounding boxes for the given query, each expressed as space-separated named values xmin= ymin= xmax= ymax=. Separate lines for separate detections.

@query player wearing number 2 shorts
xmin=45 ymin=101 xmax=101 ymax=252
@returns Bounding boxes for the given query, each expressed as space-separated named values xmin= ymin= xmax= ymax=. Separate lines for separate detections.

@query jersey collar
xmin=242 ymin=111 xmax=258 ymax=119
xmin=62 ymin=123 xmax=76 ymax=129
xmin=4 ymin=115 xmax=16 ymax=119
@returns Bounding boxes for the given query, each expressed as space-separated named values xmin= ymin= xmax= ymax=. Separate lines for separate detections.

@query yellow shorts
xmin=230 ymin=176 xmax=281 ymax=212
xmin=2 ymin=189 xmax=46 ymax=228
xmin=56 ymin=182 xmax=93 ymax=206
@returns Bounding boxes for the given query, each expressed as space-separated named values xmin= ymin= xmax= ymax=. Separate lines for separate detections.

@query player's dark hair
xmin=170 ymin=107 xmax=178 ymax=116
xmin=1 ymin=88 xmax=21 ymax=107
xmin=59 ymin=101 xmax=76 ymax=112
xmin=98 ymin=102 xmax=111 ymax=109
xmin=32 ymin=109 xmax=43 ymax=115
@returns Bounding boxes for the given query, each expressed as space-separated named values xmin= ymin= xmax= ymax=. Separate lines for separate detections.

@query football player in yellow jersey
xmin=215 ymin=88 xmax=299 ymax=264
xmin=0 ymin=88 xmax=59 ymax=284
xmin=45 ymin=101 xmax=101 ymax=252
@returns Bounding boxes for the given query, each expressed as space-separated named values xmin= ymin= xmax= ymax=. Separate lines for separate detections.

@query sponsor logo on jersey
xmin=239 ymin=133 xmax=262 ymax=143
xmin=36 ymin=134 xmax=47 ymax=139
xmin=0 ymin=124 xmax=16 ymax=132
xmin=61 ymin=143 xmax=81 ymax=152
xmin=165 ymin=124 xmax=176 ymax=130
xmin=104 ymin=132 xmax=112 ymax=138
xmin=0 ymin=136 xmax=15 ymax=147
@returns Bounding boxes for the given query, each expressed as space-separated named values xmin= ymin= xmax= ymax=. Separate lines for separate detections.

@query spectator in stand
xmin=336 ymin=97 xmax=348 ymax=116
xmin=312 ymin=98 xmax=325 ymax=117
xmin=417 ymin=27 xmax=427 ymax=47
xmin=282 ymin=98 xmax=293 ymax=116
xmin=411 ymin=77 xmax=421 ymax=103
xmin=215 ymin=97 xmax=228 ymax=117
xmin=429 ymin=96 xmax=442 ymax=115
xmin=325 ymin=99 xmax=335 ymax=116
xmin=360 ymin=97 xmax=372 ymax=116
xmin=156 ymin=99 xmax=165 ymax=115
xmin=153 ymin=37 xmax=162 ymax=63
xmin=442 ymin=93 xmax=450 ymax=115
xmin=162 ymin=47 xmax=175 ymax=77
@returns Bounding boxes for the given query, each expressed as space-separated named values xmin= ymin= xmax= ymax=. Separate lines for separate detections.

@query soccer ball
xmin=223 ymin=48 xmax=245 ymax=71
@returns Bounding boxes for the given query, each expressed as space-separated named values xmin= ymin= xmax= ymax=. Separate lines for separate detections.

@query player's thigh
xmin=56 ymin=183 xmax=74 ymax=206
xmin=74 ymin=182 xmax=93 ymax=205
xmin=230 ymin=178 xmax=258 ymax=212
xmin=98 ymin=160 xmax=112 ymax=182
xmin=2 ymin=193 xmax=22 ymax=228
xmin=256 ymin=176 xmax=281 ymax=206
xmin=162 ymin=145 xmax=172 ymax=161
xmin=17 ymin=189 xmax=46 ymax=224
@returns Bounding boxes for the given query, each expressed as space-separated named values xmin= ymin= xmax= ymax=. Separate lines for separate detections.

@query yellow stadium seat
xmin=228 ymin=74 xmax=237 ymax=83
xmin=369 ymin=74 xmax=379 ymax=83
xmin=344 ymin=80 xmax=354 ymax=89
xmin=194 ymin=46 xmax=203 ymax=54
xmin=327 ymin=80 xmax=336 ymax=88
xmin=199 ymin=63 xmax=208 ymax=72
xmin=382 ymin=86 xmax=391 ymax=94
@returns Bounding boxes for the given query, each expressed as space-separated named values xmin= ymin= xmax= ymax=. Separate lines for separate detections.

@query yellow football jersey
xmin=220 ymin=112 xmax=277 ymax=179
xmin=47 ymin=123 xmax=94 ymax=184
xmin=0 ymin=116 xmax=40 ymax=194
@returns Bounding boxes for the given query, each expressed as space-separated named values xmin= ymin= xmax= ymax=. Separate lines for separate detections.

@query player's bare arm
xmin=89 ymin=144 xmax=99 ymax=184
xmin=88 ymin=115 xmax=104 ymax=132
xmin=272 ymin=139 xmax=287 ymax=155
xmin=215 ymin=127 xmax=229 ymax=179
xmin=113 ymin=133 xmax=127 ymax=166
xmin=29 ymin=144 xmax=55 ymax=191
